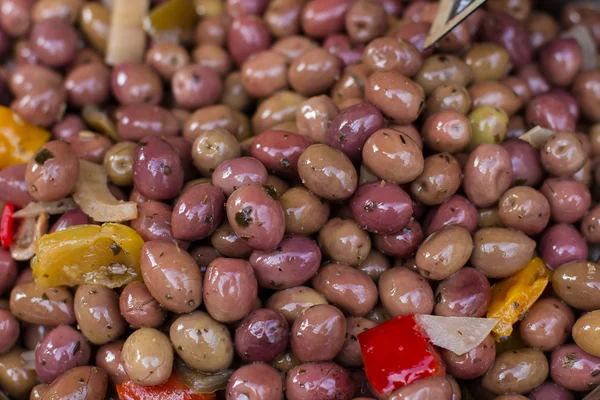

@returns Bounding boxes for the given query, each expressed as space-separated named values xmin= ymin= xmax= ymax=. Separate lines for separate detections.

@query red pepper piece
xmin=357 ymin=314 xmax=446 ymax=395
xmin=117 ymin=372 xmax=217 ymax=400
xmin=1 ymin=203 xmax=15 ymax=249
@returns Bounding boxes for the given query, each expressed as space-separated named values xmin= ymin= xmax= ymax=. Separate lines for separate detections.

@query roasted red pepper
xmin=1 ymin=203 xmax=15 ymax=248
xmin=358 ymin=314 xmax=446 ymax=395
xmin=117 ymin=373 xmax=216 ymax=400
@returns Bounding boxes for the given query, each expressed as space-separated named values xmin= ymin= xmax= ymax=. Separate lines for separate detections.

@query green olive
xmin=271 ymin=350 xmax=302 ymax=372
xmin=468 ymin=106 xmax=509 ymax=150
xmin=103 ymin=141 xmax=136 ymax=186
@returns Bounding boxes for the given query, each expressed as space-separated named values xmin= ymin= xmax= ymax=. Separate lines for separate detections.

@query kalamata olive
xmin=40 ymin=366 xmax=107 ymax=400
xmin=0 ymin=309 xmax=19 ymax=354
xmin=435 ymin=267 xmax=491 ymax=318
xmin=226 ymin=363 xmax=284 ymax=400
xmin=411 ymin=153 xmax=462 ymax=206
xmin=250 ymin=130 xmax=312 ymax=178
xmin=300 ymin=0 xmax=350 ymax=39
xmin=0 ymin=250 xmax=17 ymax=298
xmin=498 ymin=186 xmax=550 ymax=235
xmin=291 ymin=304 xmax=346 ymax=362
xmin=501 ymin=138 xmax=545 ymax=187
xmin=111 ymin=62 xmax=163 ymax=106
xmin=520 ymin=297 xmax=574 ymax=351
xmin=363 ymin=128 xmax=424 ymax=184
xmin=10 ymin=283 xmax=75 ymax=326
xmin=528 ymin=382 xmax=574 ymax=400
xmin=203 ymin=257 xmax=258 ymax=323
xmin=416 ymin=225 xmax=473 ymax=280
xmin=326 ymin=102 xmax=384 ymax=163
xmin=0 ymin=164 xmax=35 ymax=209
xmin=228 ymin=15 xmax=271 ymax=65
xmin=250 ymin=234 xmax=321 ymax=289
xmin=550 ymin=343 xmax=600 ymax=391
xmin=140 ymin=240 xmax=202 ymax=314
xmin=318 ymin=218 xmax=371 ymax=266
xmin=350 ymin=181 xmax=413 ymax=235
xmin=471 ymin=227 xmax=536 ymax=278
xmin=480 ymin=11 xmax=533 ymax=69
xmin=286 ymin=362 xmax=353 ymax=400
xmin=119 ymin=281 xmax=167 ymax=329
xmin=133 ymin=136 xmax=184 ymax=201
xmin=573 ymin=310 xmax=600 ymax=357
xmin=95 ymin=340 xmax=127 ymax=386
xmin=35 ymin=325 xmax=91 ymax=383
xmin=312 ymin=262 xmax=378 ymax=317
xmin=541 ymin=178 xmax=591 ymax=224
xmin=171 ymin=183 xmax=225 ymax=241
xmin=25 ymin=141 xmax=79 ymax=202
xmin=463 ymin=144 xmax=513 ymax=208
xmin=365 ymin=71 xmax=424 ymax=124
xmin=226 ymin=184 xmax=285 ymax=252
xmin=374 ymin=219 xmax=424 ymax=258
xmin=379 ymin=266 xmax=434 ymax=316
xmin=540 ymin=224 xmax=588 ymax=270
xmin=235 ymin=308 xmax=289 ymax=362
xmin=280 ymin=187 xmax=330 ymax=235
xmin=552 ymin=261 xmax=600 ymax=311
xmin=482 ymin=349 xmax=548 ymax=394
xmin=298 ymin=144 xmax=358 ymax=200
xmin=540 ymin=132 xmax=586 ymax=177
xmin=423 ymin=195 xmax=478 ymax=236
xmin=441 ymin=334 xmax=495 ymax=379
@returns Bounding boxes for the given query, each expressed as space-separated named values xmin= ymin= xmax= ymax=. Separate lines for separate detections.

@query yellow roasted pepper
xmin=32 ymin=223 xmax=144 ymax=288
xmin=0 ymin=106 xmax=51 ymax=170
xmin=487 ymin=257 xmax=552 ymax=339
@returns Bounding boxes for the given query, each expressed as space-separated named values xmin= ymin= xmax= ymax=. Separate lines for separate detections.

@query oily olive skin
xmin=416 ymin=225 xmax=473 ymax=280
xmin=119 ymin=281 xmax=167 ymax=329
xmin=552 ymin=261 xmax=600 ymax=311
xmin=170 ymin=311 xmax=234 ymax=373
xmin=434 ymin=267 xmax=491 ymax=318
xmin=291 ymin=304 xmax=346 ymax=362
xmin=40 ymin=366 xmax=107 ymax=400
xmin=363 ymin=128 xmax=425 ymax=184
xmin=250 ymin=234 xmax=321 ymax=289
xmin=482 ymin=349 xmax=549 ymax=395
xmin=298 ymin=144 xmax=358 ymax=201
xmin=234 ymin=308 xmax=289 ymax=362
xmin=519 ymin=297 xmax=575 ymax=351
xmin=140 ymin=240 xmax=203 ymax=314
xmin=471 ymin=227 xmax=536 ymax=278
xmin=379 ymin=266 xmax=434 ymax=316
xmin=442 ymin=334 xmax=496 ymax=379
xmin=550 ymin=343 xmax=600 ymax=391
xmin=226 ymin=184 xmax=286 ymax=252
xmin=318 ymin=218 xmax=371 ymax=266
xmin=35 ymin=325 xmax=91 ymax=383
xmin=286 ymin=361 xmax=353 ymax=400
xmin=312 ymin=262 xmax=378 ymax=317
xmin=74 ymin=284 xmax=126 ymax=345
xmin=350 ymin=181 xmax=413 ymax=235
xmin=227 ymin=363 xmax=284 ymax=400
xmin=122 ymin=327 xmax=173 ymax=387
xmin=171 ymin=183 xmax=226 ymax=242
xmin=26 ymin=141 xmax=79 ymax=202
xmin=266 ymin=286 xmax=328 ymax=323
xmin=203 ymin=257 xmax=258 ymax=323
xmin=10 ymin=283 xmax=75 ymax=326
